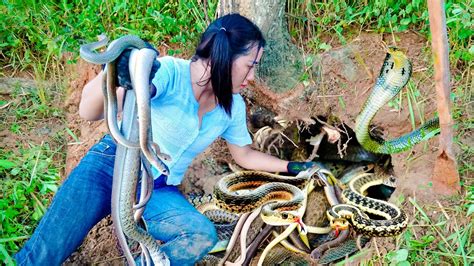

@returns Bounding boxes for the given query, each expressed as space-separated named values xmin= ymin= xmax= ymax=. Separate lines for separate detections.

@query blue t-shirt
xmin=150 ymin=56 xmax=252 ymax=185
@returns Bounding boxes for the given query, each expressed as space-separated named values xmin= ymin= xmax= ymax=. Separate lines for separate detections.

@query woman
xmin=15 ymin=13 xmax=314 ymax=265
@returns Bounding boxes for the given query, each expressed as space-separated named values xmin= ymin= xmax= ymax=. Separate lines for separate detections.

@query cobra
xmin=355 ymin=47 xmax=440 ymax=154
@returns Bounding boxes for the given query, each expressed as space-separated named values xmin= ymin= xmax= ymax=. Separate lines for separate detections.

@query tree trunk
xmin=218 ymin=0 xmax=303 ymax=93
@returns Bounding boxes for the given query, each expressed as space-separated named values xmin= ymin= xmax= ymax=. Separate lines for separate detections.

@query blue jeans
xmin=14 ymin=135 xmax=217 ymax=266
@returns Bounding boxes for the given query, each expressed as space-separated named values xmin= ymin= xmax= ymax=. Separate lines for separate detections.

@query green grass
xmin=0 ymin=1 xmax=218 ymax=263
xmin=286 ymin=0 xmax=473 ymax=68
xmin=0 ymin=0 xmax=472 ymax=264
xmin=0 ymin=144 xmax=62 ymax=263
xmin=0 ymin=0 xmax=218 ymax=79
xmin=0 ymin=84 xmax=66 ymax=263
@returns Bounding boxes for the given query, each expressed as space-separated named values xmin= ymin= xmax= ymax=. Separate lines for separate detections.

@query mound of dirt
xmin=62 ymin=31 xmax=441 ymax=265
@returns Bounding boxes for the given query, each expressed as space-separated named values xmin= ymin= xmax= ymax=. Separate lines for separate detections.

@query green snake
xmin=80 ymin=35 xmax=170 ymax=265
xmin=355 ymin=47 xmax=440 ymax=154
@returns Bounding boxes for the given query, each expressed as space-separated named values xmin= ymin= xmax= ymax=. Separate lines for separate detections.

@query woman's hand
xmin=115 ymin=42 xmax=160 ymax=92
xmin=79 ymin=42 xmax=159 ymax=121
xmin=286 ymin=161 xmax=318 ymax=176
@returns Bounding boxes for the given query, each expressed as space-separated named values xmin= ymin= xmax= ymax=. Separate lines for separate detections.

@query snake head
xmin=387 ymin=47 xmax=410 ymax=72
xmin=326 ymin=206 xmax=351 ymax=237
xmin=330 ymin=219 xmax=350 ymax=237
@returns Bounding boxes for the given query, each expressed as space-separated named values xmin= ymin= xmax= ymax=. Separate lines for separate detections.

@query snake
xmin=317 ymin=235 xmax=371 ymax=264
xmin=355 ymin=47 xmax=440 ymax=154
xmin=80 ymin=34 xmax=147 ymax=64
xmin=214 ymin=171 xmax=308 ymax=222
xmin=80 ymin=34 xmax=171 ymax=175
xmin=186 ymin=193 xmax=239 ymax=253
xmin=213 ymin=167 xmax=337 ymax=228
xmin=80 ymin=35 xmax=171 ymax=265
xmin=327 ymin=170 xmax=407 ymax=237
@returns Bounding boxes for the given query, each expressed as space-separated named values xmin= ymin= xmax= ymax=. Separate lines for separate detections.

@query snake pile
xmin=81 ymin=34 xmax=438 ymax=264
xmin=213 ymin=171 xmax=311 ymax=227
xmin=212 ymin=47 xmax=440 ymax=264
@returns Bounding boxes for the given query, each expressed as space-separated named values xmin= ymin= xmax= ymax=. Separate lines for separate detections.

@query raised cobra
xmin=355 ymin=47 xmax=440 ymax=154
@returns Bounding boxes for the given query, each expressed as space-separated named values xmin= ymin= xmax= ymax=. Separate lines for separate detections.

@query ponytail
xmin=194 ymin=14 xmax=266 ymax=117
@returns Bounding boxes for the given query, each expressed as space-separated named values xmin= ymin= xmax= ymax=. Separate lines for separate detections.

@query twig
xmin=436 ymin=200 xmax=450 ymax=220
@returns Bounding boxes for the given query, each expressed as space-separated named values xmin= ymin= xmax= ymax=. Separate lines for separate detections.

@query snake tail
xmin=355 ymin=47 xmax=440 ymax=154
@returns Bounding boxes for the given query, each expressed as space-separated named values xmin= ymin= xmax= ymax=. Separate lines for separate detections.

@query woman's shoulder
xmin=158 ymin=56 xmax=190 ymax=70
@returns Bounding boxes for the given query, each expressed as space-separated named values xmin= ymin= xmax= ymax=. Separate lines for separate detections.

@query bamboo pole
xmin=427 ymin=0 xmax=460 ymax=194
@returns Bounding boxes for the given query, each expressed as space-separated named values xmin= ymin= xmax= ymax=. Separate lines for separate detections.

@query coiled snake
xmin=327 ymin=172 xmax=407 ymax=237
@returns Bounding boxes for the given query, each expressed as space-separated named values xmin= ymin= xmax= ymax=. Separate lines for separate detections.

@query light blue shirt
xmin=150 ymin=56 xmax=252 ymax=185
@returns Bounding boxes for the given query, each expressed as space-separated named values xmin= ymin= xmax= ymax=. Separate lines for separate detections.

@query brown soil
xmin=47 ymin=31 xmax=459 ymax=264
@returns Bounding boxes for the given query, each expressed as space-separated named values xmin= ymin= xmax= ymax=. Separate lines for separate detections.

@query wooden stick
xmin=427 ymin=0 xmax=460 ymax=194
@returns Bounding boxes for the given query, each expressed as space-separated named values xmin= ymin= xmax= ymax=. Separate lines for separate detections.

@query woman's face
xmin=231 ymin=45 xmax=263 ymax=94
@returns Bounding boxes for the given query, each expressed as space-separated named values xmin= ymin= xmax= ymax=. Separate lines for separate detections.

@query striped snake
xmin=327 ymin=170 xmax=407 ymax=237
xmin=213 ymin=168 xmax=335 ymax=229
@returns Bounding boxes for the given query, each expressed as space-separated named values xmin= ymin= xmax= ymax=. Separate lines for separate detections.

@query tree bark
xmin=427 ymin=0 xmax=460 ymax=194
xmin=218 ymin=0 xmax=303 ymax=93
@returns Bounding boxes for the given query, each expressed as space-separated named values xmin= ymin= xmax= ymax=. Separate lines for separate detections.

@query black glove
xmin=287 ymin=161 xmax=317 ymax=176
xmin=115 ymin=41 xmax=160 ymax=90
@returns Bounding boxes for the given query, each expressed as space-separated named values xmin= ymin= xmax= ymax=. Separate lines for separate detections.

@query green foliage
xmin=0 ymin=143 xmax=61 ymax=262
xmin=0 ymin=0 xmax=218 ymax=78
xmin=286 ymin=0 xmax=473 ymax=67
xmin=0 ymin=81 xmax=65 ymax=262
xmin=396 ymin=197 xmax=474 ymax=265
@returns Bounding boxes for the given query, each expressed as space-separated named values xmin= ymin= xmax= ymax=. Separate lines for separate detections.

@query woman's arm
xmin=79 ymin=71 xmax=125 ymax=121
xmin=227 ymin=142 xmax=289 ymax=173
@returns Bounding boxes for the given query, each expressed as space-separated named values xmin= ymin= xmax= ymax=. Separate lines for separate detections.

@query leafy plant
xmin=0 ymin=143 xmax=61 ymax=262
xmin=0 ymin=0 xmax=218 ymax=79
xmin=286 ymin=0 xmax=472 ymax=68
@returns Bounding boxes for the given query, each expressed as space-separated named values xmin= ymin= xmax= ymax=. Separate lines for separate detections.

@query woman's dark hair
xmin=193 ymin=13 xmax=266 ymax=116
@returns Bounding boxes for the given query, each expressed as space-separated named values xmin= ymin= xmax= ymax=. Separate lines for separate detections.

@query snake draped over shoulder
xmin=80 ymin=34 xmax=148 ymax=64
xmin=355 ymin=47 xmax=440 ymax=154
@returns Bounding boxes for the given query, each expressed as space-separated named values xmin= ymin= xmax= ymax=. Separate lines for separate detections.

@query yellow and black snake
xmin=327 ymin=171 xmax=407 ymax=237
xmin=213 ymin=171 xmax=310 ymax=227
xmin=355 ymin=47 xmax=440 ymax=154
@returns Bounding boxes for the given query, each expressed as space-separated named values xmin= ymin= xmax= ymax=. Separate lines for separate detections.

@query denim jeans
xmin=14 ymin=135 xmax=217 ymax=266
